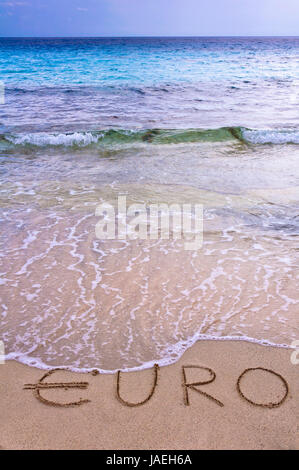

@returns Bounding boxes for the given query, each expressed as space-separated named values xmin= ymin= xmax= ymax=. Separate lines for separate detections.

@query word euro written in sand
xmin=23 ymin=364 xmax=290 ymax=410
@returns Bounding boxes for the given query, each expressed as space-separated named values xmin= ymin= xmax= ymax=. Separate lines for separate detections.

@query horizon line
xmin=1 ymin=35 xmax=299 ymax=39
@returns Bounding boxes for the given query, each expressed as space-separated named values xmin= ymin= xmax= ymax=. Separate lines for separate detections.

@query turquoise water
xmin=1 ymin=37 xmax=299 ymax=131
xmin=0 ymin=38 xmax=298 ymax=372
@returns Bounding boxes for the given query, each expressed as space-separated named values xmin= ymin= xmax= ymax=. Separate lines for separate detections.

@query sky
xmin=0 ymin=0 xmax=298 ymax=37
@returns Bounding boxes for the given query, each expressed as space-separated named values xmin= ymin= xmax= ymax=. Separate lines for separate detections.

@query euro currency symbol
xmin=24 ymin=368 xmax=90 ymax=407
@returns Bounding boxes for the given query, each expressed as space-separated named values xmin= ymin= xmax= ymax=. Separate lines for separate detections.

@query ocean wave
xmin=2 ymin=127 xmax=299 ymax=149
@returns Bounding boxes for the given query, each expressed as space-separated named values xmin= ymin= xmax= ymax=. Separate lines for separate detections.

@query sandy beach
xmin=1 ymin=340 xmax=298 ymax=450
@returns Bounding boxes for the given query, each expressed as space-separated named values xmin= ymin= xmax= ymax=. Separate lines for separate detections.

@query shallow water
xmin=0 ymin=37 xmax=298 ymax=372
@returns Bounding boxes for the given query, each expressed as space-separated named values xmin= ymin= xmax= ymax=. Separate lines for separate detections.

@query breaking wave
xmin=2 ymin=127 xmax=299 ymax=150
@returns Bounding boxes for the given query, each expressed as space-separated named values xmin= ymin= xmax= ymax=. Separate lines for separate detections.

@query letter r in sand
xmin=182 ymin=365 xmax=224 ymax=407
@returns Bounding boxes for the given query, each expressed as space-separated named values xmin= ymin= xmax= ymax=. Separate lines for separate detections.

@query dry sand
xmin=0 ymin=340 xmax=298 ymax=450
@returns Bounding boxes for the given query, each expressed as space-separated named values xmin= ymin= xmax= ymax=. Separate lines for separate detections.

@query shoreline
xmin=4 ymin=335 xmax=294 ymax=375
xmin=1 ymin=340 xmax=298 ymax=450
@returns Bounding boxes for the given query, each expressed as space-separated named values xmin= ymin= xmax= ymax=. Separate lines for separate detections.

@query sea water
xmin=0 ymin=37 xmax=298 ymax=372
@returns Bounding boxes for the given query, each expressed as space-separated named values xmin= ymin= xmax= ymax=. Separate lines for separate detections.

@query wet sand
xmin=1 ymin=340 xmax=298 ymax=450
xmin=2 ymin=189 xmax=298 ymax=372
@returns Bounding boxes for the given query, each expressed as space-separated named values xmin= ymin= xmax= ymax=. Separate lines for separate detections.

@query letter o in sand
xmin=236 ymin=367 xmax=289 ymax=409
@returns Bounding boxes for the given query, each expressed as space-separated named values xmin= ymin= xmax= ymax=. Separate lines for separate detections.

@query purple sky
xmin=0 ymin=0 xmax=298 ymax=37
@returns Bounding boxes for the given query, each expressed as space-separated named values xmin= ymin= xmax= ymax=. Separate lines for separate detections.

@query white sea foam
xmin=7 ymin=132 xmax=101 ymax=147
xmin=242 ymin=129 xmax=299 ymax=144
xmin=4 ymin=334 xmax=293 ymax=375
